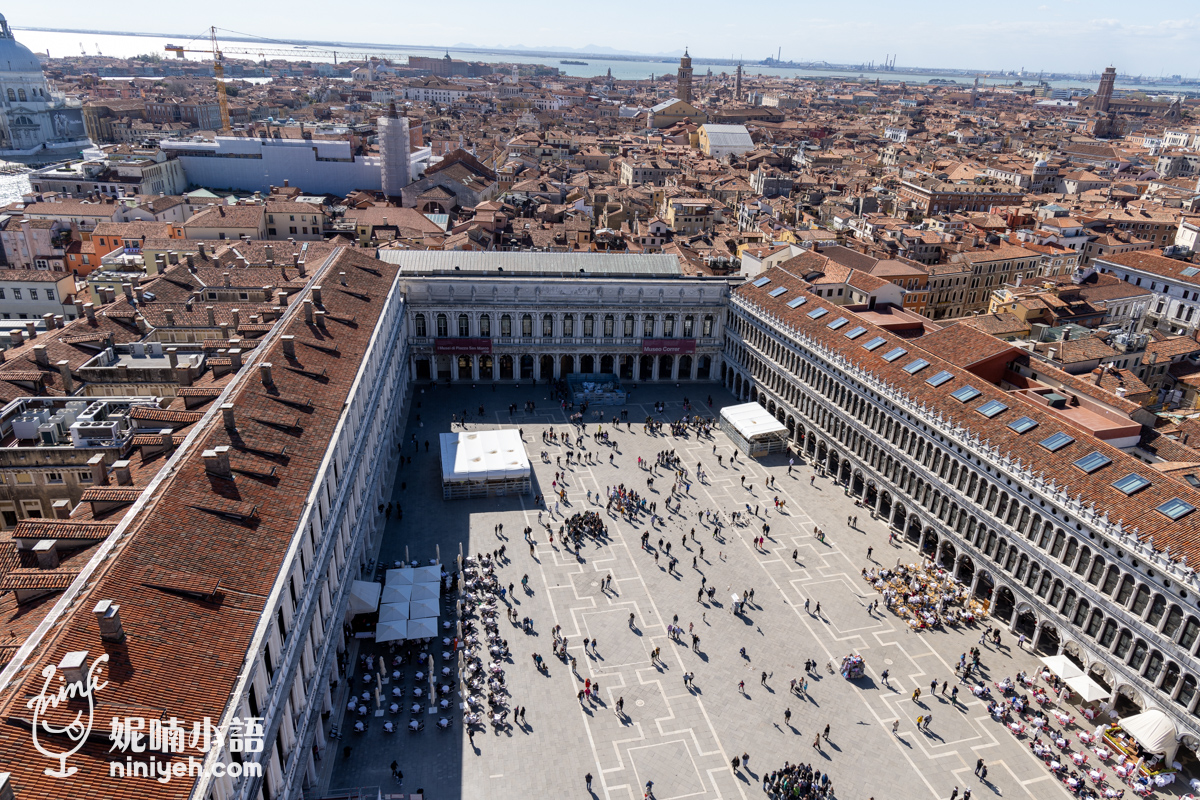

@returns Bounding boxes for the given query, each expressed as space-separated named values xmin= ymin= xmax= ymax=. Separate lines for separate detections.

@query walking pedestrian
xmin=924 ymin=713 xmax=932 ymax=729
xmin=892 ymin=719 xmax=900 ymax=734
xmin=974 ymin=758 xmax=984 ymax=776
xmin=823 ymin=723 xmax=830 ymax=740
xmin=586 ymin=773 xmax=593 ymax=790
xmin=784 ymin=708 xmax=792 ymax=725
xmin=812 ymin=734 xmax=821 ymax=751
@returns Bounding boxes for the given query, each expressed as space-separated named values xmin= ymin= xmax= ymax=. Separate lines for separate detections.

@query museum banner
xmin=434 ymin=338 xmax=492 ymax=355
xmin=641 ymin=339 xmax=696 ymax=355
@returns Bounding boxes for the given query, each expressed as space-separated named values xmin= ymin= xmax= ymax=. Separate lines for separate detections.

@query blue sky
xmin=22 ymin=1 xmax=1200 ymax=74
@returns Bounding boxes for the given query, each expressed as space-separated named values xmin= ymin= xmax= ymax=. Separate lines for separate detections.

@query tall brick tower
xmin=1094 ymin=67 xmax=1115 ymax=112
xmin=677 ymin=49 xmax=693 ymax=104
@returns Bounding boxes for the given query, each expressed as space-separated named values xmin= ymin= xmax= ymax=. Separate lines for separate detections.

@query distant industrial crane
xmin=167 ymin=27 xmax=412 ymax=134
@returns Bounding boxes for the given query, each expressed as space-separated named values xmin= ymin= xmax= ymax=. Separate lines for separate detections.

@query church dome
xmin=0 ymin=15 xmax=43 ymax=74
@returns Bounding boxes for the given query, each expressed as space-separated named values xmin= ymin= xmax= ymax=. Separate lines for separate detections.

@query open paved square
xmin=316 ymin=382 xmax=1171 ymax=800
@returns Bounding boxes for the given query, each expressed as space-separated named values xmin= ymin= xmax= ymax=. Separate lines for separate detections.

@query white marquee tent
xmin=378 ymin=602 xmax=410 ymax=623
xmin=347 ymin=580 xmax=381 ymax=617
xmin=376 ymin=618 xmax=408 ymax=644
xmin=1118 ymin=708 xmax=1179 ymax=763
xmin=385 ymin=568 xmax=415 ymax=586
xmin=409 ymin=598 xmax=439 ymax=619
xmin=381 ymin=584 xmax=412 ymax=604
xmin=440 ymin=429 xmax=532 ymax=498
xmin=409 ymin=583 xmax=439 ymax=602
xmin=408 ymin=617 xmax=439 ymax=639
xmin=719 ymin=402 xmax=788 ymax=456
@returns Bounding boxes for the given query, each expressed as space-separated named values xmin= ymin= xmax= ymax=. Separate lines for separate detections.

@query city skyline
xmin=24 ymin=0 xmax=1200 ymax=77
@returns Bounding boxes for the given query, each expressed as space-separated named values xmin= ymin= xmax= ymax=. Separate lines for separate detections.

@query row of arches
xmin=414 ymin=311 xmax=715 ymax=341
xmin=724 ymin=308 xmax=1200 ymax=725
xmin=415 ymin=352 xmax=714 ymax=382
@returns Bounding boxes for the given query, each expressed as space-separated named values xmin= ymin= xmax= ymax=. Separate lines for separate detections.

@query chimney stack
xmin=219 ymin=322 xmax=230 ymax=340
xmin=8 ymin=330 xmax=22 ymax=348
xmin=51 ymin=499 xmax=71 ymax=519
xmin=282 ymin=336 xmax=295 ymax=359
xmin=112 ymin=459 xmax=132 ymax=485
xmin=57 ymin=651 xmax=90 ymax=686
xmin=135 ymin=315 xmax=148 ymax=334
xmin=197 ymin=242 xmax=206 ymax=258
xmin=41 ymin=313 xmax=54 ymax=330
xmin=134 ymin=286 xmax=145 ymax=304
xmin=303 ymin=299 xmax=314 ymax=324
xmin=160 ymin=429 xmax=173 ymax=449
xmin=84 ymin=303 xmax=96 ymax=323
xmin=231 ymin=308 xmax=240 ymax=329
xmin=315 ymin=310 xmax=327 ymax=329
xmin=202 ymin=445 xmax=232 ymax=479
xmin=174 ymin=364 xmax=192 ymax=386
xmin=223 ymin=272 xmax=231 ymax=287
xmin=88 ymin=454 xmax=108 ymax=486
xmin=312 ymin=286 xmax=322 ymax=305
xmin=57 ymin=360 xmax=74 ymax=394
xmin=260 ymin=362 xmax=274 ymax=386
xmin=74 ymin=299 xmax=85 ymax=318
xmin=32 ymin=345 xmax=48 ymax=367
xmin=33 ymin=540 xmax=59 ymax=569
xmin=165 ymin=309 xmax=175 ymax=326
xmin=53 ymin=315 xmax=64 ymax=329
xmin=94 ymin=600 xmax=126 ymax=643
xmin=24 ymin=321 xmax=36 ymax=340
xmin=206 ymin=306 xmax=216 ymax=327
xmin=122 ymin=282 xmax=133 ymax=301
xmin=228 ymin=349 xmax=242 ymax=370
xmin=166 ymin=347 xmax=178 ymax=368
xmin=221 ymin=403 xmax=236 ymax=430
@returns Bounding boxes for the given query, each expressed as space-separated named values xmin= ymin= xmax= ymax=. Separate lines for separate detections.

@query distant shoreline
xmin=13 ymin=25 xmax=1132 ymax=82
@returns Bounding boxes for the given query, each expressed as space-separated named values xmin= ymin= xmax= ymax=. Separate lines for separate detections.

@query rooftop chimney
xmin=88 ymin=454 xmax=108 ymax=486
xmin=174 ymin=364 xmax=192 ymax=386
xmin=315 ymin=310 xmax=327 ymax=329
xmin=197 ymin=242 xmax=206 ymax=258
xmin=57 ymin=650 xmax=90 ymax=686
xmin=206 ymin=306 xmax=216 ymax=327
xmin=260 ymin=362 xmax=274 ymax=386
xmin=221 ymin=403 xmax=236 ymax=430
xmin=32 ymin=345 xmax=48 ymax=367
xmin=41 ymin=313 xmax=54 ymax=330
xmin=338 ymin=271 xmax=347 ymax=286
xmin=112 ymin=459 xmax=132 ymax=486
xmin=53 ymin=315 xmax=64 ymax=329
xmin=165 ymin=309 xmax=175 ymax=326
xmin=303 ymin=299 xmax=314 ymax=324
xmin=231 ymin=308 xmax=240 ymax=329
xmin=166 ymin=347 xmax=178 ymax=368
xmin=93 ymin=600 xmax=126 ymax=643
xmin=122 ymin=282 xmax=133 ymax=301
xmin=74 ymin=299 xmax=85 ymax=318
xmin=24 ymin=322 xmax=36 ymax=340
xmin=160 ymin=429 xmax=173 ymax=449
xmin=8 ymin=330 xmax=22 ymax=348
xmin=134 ymin=287 xmax=144 ymax=304
xmin=282 ymin=336 xmax=295 ymax=359
xmin=32 ymin=540 xmax=59 ymax=569
xmin=84 ymin=303 xmax=96 ymax=324
xmin=51 ymin=499 xmax=70 ymax=520
xmin=222 ymin=272 xmax=231 ymax=287
xmin=134 ymin=315 xmax=148 ymax=334
xmin=228 ymin=348 xmax=242 ymax=370
xmin=57 ymin=360 xmax=74 ymax=394
xmin=202 ymin=445 xmax=232 ymax=479
xmin=219 ymin=322 xmax=230 ymax=340
xmin=312 ymin=286 xmax=323 ymax=305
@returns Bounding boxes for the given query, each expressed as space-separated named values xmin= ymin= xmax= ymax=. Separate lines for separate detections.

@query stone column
xmin=651 ymin=357 xmax=660 ymax=381
xmin=450 ymin=356 xmax=460 ymax=381
xmin=690 ymin=356 xmax=699 ymax=380
xmin=553 ymin=355 xmax=561 ymax=379
xmin=671 ymin=357 xmax=681 ymax=381
xmin=470 ymin=355 xmax=480 ymax=381
xmin=533 ymin=354 xmax=542 ymax=381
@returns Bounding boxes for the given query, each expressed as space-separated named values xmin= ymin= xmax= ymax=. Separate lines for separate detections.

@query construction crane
xmin=167 ymin=27 xmax=412 ymax=132
xmin=165 ymin=27 xmax=232 ymax=133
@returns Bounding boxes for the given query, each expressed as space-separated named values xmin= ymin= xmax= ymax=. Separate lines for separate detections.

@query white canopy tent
xmin=347 ymin=580 xmax=381 ymax=616
xmin=1040 ymin=655 xmax=1085 ymax=679
xmin=409 ymin=583 xmax=439 ymax=602
xmin=381 ymin=584 xmax=412 ymax=604
xmin=378 ymin=602 xmax=410 ymax=623
xmin=409 ymin=598 xmax=439 ymax=619
xmin=413 ymin=565 xmax=442 ymax=583
xmin=1065 ymin=674 xmax=1111 ymax=702
xmin=439 ymin=429 xmax=532 ymax=498
xmin=719 ymin=402 xmax=788 ymax=456
xmin=376 ymin=618 xmax=408 ymax=643
xmin=385 ymin=568 xmax=415 ymax=586
xmin=408 ymin=617 xmax=439 ymax=639
xmin=1118 ymin=709 xmax=1180 ymax=763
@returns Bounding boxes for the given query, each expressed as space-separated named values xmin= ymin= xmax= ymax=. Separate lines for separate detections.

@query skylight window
xmin=827 ymin=317 xmax=849 ymax=330
xmin=926 ymin=370 xmax=954 ymax=387
xmin=1112 ymin=473 xmax=1150 ymax=495
xmin=863 ymin=337 xmax=887 ymax=351
xmin=951 ymin=385 xmax=981 ymax=403
xmin=1008 ymin=416 xmax=1038 ymax=434
xmin=904 ymin=358 xmax=930 ymax=375
xmin=1073 ymin=452 xmax=1112 ymax=474
xmin=1158 ymin=498 xmax=1195 ymax=520
xmin=752 ymin=276 xmax=771 ymax=287
xmin=807 ymin=307 xmax=829 ymax=320
xmin=768 ymin=286 xmax=788 ymax=297
xmin=882 ymin=347 xmax=907 ymax=362
xmin=1039 ymin=432 xmax=1074 ymax=451
xmin=844 ymin=326 xmax=867 ymax=339
xmin=977 ymin=399 xmax=1008 ymax=418
xmin=1182 ymin=267 xmax=1200 ymax=278
xmin=786 ymin=296 xmax=807 ymax=309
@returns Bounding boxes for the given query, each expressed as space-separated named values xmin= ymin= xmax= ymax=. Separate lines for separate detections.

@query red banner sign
xmin=642 ymin=339 xmax=696 ymax=355
xmin=434 ymin=338 xmax=492 ymax=355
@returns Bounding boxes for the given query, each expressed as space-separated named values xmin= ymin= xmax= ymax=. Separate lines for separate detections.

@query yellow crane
xmin=166 ymin=27 xmax=412 ymax=134
xmin=165 ymin=27 xmax=232 ymax=133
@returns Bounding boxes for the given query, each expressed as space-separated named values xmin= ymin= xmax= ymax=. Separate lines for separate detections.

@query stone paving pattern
xmin=319 ymin=382 xmax=1132 ymax=800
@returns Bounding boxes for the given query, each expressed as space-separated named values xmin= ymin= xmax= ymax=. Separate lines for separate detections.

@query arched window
xmin=542 ymin=314 xmax=553 ymax=337
xmin=1147 ymin=595 xmax=1167 ymax=628
xmin=623 ymin=314 xmax=634 ymax=337
xmin=479 ymin=314 xmax=490 ymax=337
xmin=1181 ymin=617 xmax=1200 ymax=651
xmin=703 ymin=314 xmax=714 ymax=337
xmin=1129 ymin=640 xmax=1149 ymax=671
xmin=563 ymin=314 xmax=574 ymax=337
xmin=643 ymin=315 xmax=655 ymax=337
xmin=1131 ymin=585 xmax=1151 ymax=617
xmin=5 ymin=89 xmax=12 ymax=102
xmin=1164 ymin=606 xmax=1185 ymax=638
xmin=521 ymin=314 xmax=532 ymax=336
xmin=664 ymin=315 xmax=676 ymax=337
xmin=1177 ymin=675 xmax=1197 ymax=709
xmin=583 ymin=314 xmax=594 ymax=337
xmin=1085 ymin=609 xmax=1104 ymax=638
xmin=436 ymin=313 xmax=448 ymax=337
xmin=500 ymin=314 xmax=511 ymax=337
xmin=1114 ymin=629 xmax=1133 ymax=659
xmin=458 ymin=314 xmax=470 ymax=337
xmin=1144 ymin=651 xmax=1164 ymax=682
xmin=414 ymin=313 xmax=426 ymax=337
xmin=17 ymin=88 xmax=25 ymax=102
xmin=683 ymin=315 xmax=694 ymax=338
xmin=1115 ymin=576 xmax=1135 ymax=606
xmin=604 ymin=314 xmax=614 ymax=337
